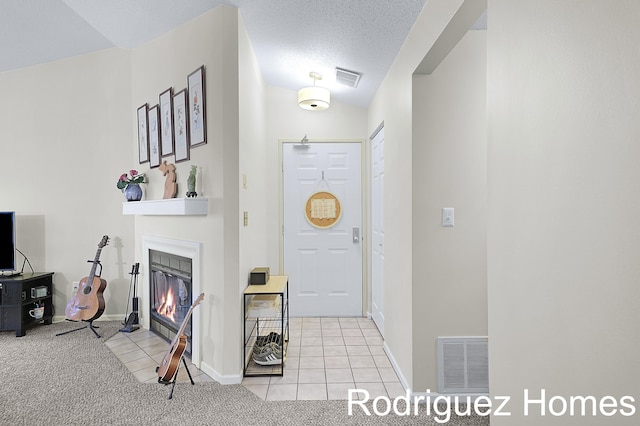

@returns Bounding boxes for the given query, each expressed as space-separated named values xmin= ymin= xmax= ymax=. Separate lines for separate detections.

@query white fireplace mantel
xmin=122 ymin=198 xmax=208 ymax=216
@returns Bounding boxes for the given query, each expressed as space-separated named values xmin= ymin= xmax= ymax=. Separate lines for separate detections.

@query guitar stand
xmin=157 ymin=356 xmax=194 ymax=400
xmin=55 ymin=319 xmax=101 ymax=338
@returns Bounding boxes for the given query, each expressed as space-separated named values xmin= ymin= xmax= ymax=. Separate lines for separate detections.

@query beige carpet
xmin=0 ymin=321 xmax=490 ymax=425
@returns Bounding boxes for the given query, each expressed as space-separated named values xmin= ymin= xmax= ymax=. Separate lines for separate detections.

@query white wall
xmin=238 ymin=13 xmax=268 ymax=299
xmin=264 ymin=86 xmax=368 ymax=274
xmin=129 ymin=5 xmax=253 ymax=380
xmin=0 ymin=49 xmax=135 ymax=319
xmin=238 ymin=13 xmax=269 ymax=375
xmin=368 ymin=0 xmax=467 ymax=391
xmin=488 ymin=1 xmax=640 ymax=424
xmin=412 ymin=29 xmax=487 ymax=391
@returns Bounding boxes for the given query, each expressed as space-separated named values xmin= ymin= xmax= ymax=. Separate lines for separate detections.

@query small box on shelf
xmin=249 ymin=267 xmax=270 ymax=285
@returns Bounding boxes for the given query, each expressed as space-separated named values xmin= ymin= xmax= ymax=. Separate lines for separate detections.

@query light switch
xmin=243 ymin=211 xmax=248 ymax=227
xmin=242 ymin=174 xmax=247 ymax=189
xmin=442 ymin=208 xmax=454 ymax=227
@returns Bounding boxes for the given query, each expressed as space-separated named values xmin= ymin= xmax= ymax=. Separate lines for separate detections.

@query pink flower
xmin=117 ymin=169 xmax=145 ymax=191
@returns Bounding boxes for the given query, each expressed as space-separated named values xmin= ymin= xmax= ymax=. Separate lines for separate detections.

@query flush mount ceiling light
xmin=298 ymin=72 xmax=330 ymax=110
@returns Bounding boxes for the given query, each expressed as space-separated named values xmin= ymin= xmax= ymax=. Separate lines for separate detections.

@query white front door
xmin=370 ymin=127 xmax=385 ymax=335
xmin=283 ymin=141 xmax=362 ymax=317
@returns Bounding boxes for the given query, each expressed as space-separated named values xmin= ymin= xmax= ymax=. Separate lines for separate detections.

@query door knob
xmin=353 ymin=227 xmax=360 ymax=243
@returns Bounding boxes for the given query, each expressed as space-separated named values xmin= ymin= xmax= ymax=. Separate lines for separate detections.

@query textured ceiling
xmin=0 ymin=0 xmax=430 ymax=107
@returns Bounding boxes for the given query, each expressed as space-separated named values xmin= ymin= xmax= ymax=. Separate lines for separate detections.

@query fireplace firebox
xmin=149 ymin=249 xmax=193 ymax=355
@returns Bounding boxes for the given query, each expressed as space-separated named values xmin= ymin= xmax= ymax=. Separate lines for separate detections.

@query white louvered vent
xmin=335 ymin=67 xmax=361 ymax=88
xmin=437 ymin=337 xmax=489 ymax=394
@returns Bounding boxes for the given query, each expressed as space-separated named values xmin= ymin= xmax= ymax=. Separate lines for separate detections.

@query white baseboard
xmin=383 ymin=340 xmax=410 ymax=392
xmin=199 ymin=361 xmax=242 ymax=385
xmin=53 ymin=314 xmax=123 ymax=323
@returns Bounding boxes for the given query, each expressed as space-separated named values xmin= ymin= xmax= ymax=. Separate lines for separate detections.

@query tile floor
xmin=105 ymin=317 xmax=404 ymax=401
xmin=105 ymin=327 xmax=214 ymax=384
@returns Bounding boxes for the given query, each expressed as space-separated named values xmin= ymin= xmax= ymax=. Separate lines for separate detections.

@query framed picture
xmin=159 ymin=88 xmax=174 ymax=157
xmin=173 ymin=89 xmax=190 ymax=162
xmin=148 ymin=104 xmax=161 ymax=168
xmin=187 ymin=66 xmax=206 ymax=148
xmin=137 ymin=104 xmax=149 ymax=164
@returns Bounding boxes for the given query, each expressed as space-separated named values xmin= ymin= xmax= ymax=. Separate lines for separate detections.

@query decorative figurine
xmin=159 ymin=161 xmax=177 ymax=199
xmin=187 ymin=165 xmax=198 ymax=198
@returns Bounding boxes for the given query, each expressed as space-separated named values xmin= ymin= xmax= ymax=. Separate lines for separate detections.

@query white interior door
xmin=371 ymin=127 xmax=385 ymax=335
xmin=283 ymin=142 xmax=362 ymax=317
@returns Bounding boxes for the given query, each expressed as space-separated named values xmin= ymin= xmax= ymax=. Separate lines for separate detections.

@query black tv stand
xmin=0 ymin=272 xmax=54 ymax=337
xmin=0 ymin=272 xmax=22 ymax=278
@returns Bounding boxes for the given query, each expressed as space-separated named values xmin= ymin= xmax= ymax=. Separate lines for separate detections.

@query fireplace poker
xmin=119 ymin=263 xmax=140 ymax=333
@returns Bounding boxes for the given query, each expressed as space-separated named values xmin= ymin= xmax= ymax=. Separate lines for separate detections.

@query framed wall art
xmin=187 ymin=66 xmax=206 ymax=148
xmin=159 ymin=88 xmax=174 ymax=157
xmin=173 ymin=89 xmax=190 ymax=162
xmin=137 ymin=104 xmax=149 ymax=164
xmin=148 ymin=104 xmax=161 ymax=168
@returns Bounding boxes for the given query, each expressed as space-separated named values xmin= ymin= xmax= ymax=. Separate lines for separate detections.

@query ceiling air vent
xmin=335 ymin=67 xmax=361 ymax=88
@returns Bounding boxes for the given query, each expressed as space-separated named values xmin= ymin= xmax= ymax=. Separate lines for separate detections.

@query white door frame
xmin=369 ymin=123 xmax=385 ymax=335
xmin=278 ymin=138 xmax=368 ymax=317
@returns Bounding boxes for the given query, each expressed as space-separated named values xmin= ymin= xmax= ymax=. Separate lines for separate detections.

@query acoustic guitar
xmin=65 ymin=235 xmax=109 ymax=322
xmin=157 ymin=292 xmax=205 ymax=383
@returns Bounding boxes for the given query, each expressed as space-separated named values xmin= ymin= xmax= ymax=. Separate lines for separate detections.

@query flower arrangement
xmin=117 ymin=169 xmax=145 ymax=192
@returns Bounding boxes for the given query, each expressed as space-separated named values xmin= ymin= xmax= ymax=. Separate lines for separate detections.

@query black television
xmin=0 ymin=211 xmax=16 ymax=273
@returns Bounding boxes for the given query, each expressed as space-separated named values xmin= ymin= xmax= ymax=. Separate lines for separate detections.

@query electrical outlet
xmin=72 ymin=281 xmax=79 ymax=296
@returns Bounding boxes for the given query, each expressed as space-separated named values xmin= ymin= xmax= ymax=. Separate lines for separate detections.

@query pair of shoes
xmin=252 ymin=331 xmax=284 ymax=365
xmin=253 ymin=341 xmax=283 ymax=365
xmin=253 ymin=332 xmax=282 ymax=355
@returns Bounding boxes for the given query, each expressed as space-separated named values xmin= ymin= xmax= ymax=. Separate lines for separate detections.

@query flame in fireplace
xmin=157 ymin=286 xmax=177 ymax=322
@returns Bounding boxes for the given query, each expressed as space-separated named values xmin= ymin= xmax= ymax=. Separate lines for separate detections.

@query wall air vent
xmin=335 ymin=67 xmax=361 ymax=88
xmin=437 ymin=336 xmax=489 ymax=394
